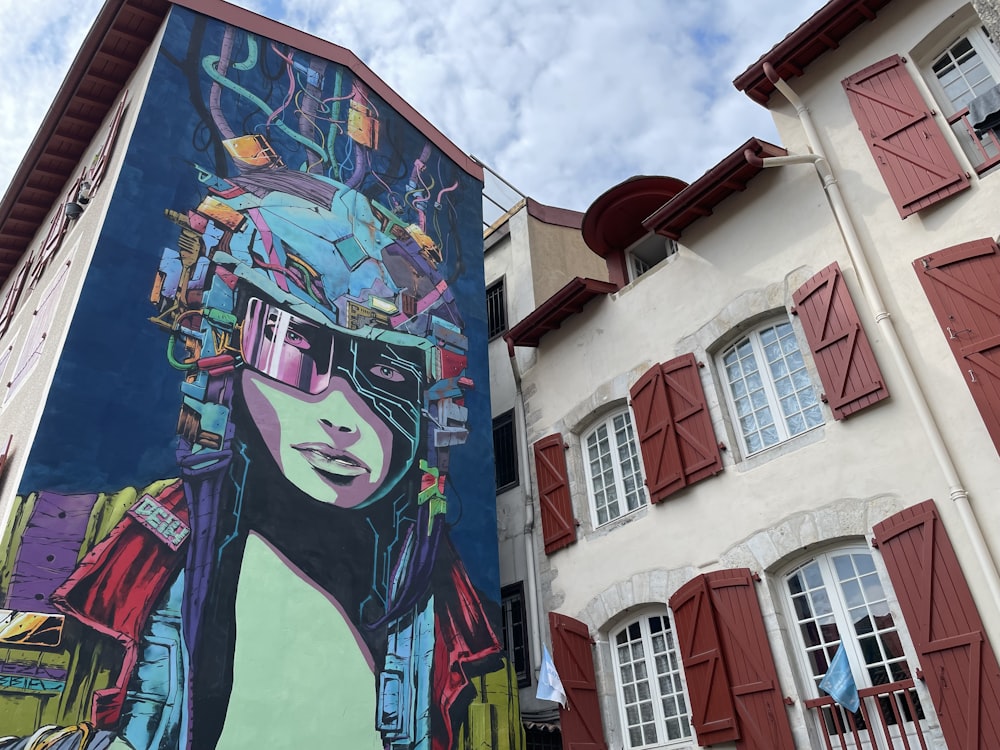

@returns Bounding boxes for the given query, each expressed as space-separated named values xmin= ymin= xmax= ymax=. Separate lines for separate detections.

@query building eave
xmin=732 ymin=0 xmax=892 ymax=105
xmin=504 ymin=276 xmax=617 ymax=354
xmin=642 ymin=138 xmax=787 ymax=240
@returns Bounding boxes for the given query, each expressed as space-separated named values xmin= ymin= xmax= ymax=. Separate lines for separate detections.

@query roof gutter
xmin=752 ymin=62 xmax=1000 ymax=616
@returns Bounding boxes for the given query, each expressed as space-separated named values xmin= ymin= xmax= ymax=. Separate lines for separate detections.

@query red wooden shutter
xmin=914 ymin=238 xmax=1000 ymax=455
xmin=873 ymin=500 xmax=1000 ymax=748
xmin=670 ymin=575 xmax=739 ymax=745
xmin=629 ymin=353 xmax=722 ymax=503
xmin=670 ymin=569 xmax=795 ymax=750
xmin=842 ymin=54 xmax=969 ymax=218
xmin=550 ymin=612 xmax=607 ymax=750
xmin=792 ymin=262 xmax=889 ymax=419
xmin=533 ymin=434 xmax=576 ymax=554
xmin=87 ymin=91 xmax=129 ymax=191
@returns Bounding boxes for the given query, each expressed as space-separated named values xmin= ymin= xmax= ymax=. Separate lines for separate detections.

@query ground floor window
xmin=610 ymin=612 xmax=691 ymax=748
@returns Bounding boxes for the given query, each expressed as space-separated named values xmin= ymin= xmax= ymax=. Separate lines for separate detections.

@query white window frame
xmin=581 ymin=409 xmax=645 ymax=527
xmin=781 ymin=545 xmax=930 ymax=746
xmin=915 ymin=9 xmax=1000 ymax=171
xmin=609 ymin=610 xmax=693 ymax=749
xmin=922 ymin=24 xmax=1000 ymax=116
xmin=716 ymin=317 xmax=823 ymax=458
xmin=625 ymin=235 xmax=678 ymax=283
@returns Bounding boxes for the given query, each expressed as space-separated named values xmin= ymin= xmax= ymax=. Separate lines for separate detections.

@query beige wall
xmin=512 ymin=1 xmax=1000 ymax=743
xmin=0 ymin=18 xmax=164 ymax=540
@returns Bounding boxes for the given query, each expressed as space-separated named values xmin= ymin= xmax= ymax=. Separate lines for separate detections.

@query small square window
xmin=493 ymin=409 xmax=519 ymax=491
xmin=486 ymin=280 xmax=507 ymax=339
xmin=501 ymin=582 xmax=530 ymax=687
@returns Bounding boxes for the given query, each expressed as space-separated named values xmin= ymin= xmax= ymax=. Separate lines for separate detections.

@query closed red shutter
xmin=670 ymin=569 xmax=795 ymax=750
xmin=873 ymin=500 xmax=1000 ymax=748
xmin=629 ymin=353 xmax=722 ymax=503
xmin=842 ymin=54 xmax=969 ymax=218
xmin=533 ymin=434 xmax=576 ymax=554
xmin=914 ymin=238 xmax=1000 ymax=455
xmin=792 ymin=262 xmax=889 ymax=419
xmin=670 ymin=575 xmax=739 ymax=745
xmin=550 ymin=612 xmax=607 ymax=750
xmin=0 ymin=261 xmax=30 ymax=338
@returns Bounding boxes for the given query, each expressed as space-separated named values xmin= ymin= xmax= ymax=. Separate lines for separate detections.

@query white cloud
xmin=0 ymin=0 xmax=829 ymax=213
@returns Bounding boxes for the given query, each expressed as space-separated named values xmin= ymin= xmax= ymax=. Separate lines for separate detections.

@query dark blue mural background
xmin=20 ymin=7 xmax=497 ymax=594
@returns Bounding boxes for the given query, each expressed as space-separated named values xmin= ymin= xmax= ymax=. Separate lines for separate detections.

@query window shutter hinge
xmin=871 ymin=536 xmax=880 ymax=549
xmin=783 ymin=696 xmax=795 ymax=706
xmin=718 ymin=442 xmax=727 ymax=451
xmin=790 ymin=305 xmax=797 ymax=316
xmin=697 ymin=360 xmax=705 ymax=368
xmin=751 ymin=571 xmax=762 ymax=582
xmin=915 ymin=668 xmax=924 ymax=681
xmin=820 ymin=392 xmax=828 ymax=403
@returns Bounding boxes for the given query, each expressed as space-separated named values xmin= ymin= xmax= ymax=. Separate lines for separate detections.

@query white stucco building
xmin=490 ymin=0 xmax=1000 ymax=748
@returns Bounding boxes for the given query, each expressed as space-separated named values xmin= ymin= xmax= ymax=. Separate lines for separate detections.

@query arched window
xmin=582 ymin=409 xmax=644 ymax=526
xmin=783 ymin=546 xmax=928 ymax=745
xmin=610 ymin=612 xmax=692 ymax=748
xmin=717 ymin=317 xmax=823 ymax=456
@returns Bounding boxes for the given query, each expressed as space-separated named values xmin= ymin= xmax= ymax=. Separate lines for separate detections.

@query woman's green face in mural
xmin=243 ymin=368 xmax=396 ymax=507
xmin=239 ymin=299 xmax=423 ymax=508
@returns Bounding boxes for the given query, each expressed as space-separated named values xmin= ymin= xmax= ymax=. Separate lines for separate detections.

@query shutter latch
xmin=783 ymin=696 xmax=795 ymax=706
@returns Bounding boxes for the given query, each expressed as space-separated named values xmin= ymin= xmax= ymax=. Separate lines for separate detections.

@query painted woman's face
xmin=242 ymin=369 xmax=396 ymax=507
xmin=239 ymin=298 xmax=425 ymax=507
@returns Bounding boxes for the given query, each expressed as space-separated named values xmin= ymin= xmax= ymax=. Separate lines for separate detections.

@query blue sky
xmin=0 ymin=0 xmax=829 ymax=214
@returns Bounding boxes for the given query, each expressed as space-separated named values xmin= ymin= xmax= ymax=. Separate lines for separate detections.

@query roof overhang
xmin=504 ymin=277 xmax=617 ymax=354
xmin=642 ymin=138 xmax=786 ymax=239
xmin=733 ymin=0 xmax=892 ymax=104
xmin=0 ymin=0 xmax=482 ymax=287
xmin=581 ymin=175 xmax=687 ymax=259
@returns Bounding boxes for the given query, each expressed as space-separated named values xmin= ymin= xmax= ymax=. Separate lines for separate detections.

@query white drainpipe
xmin=750 ymin=62 xmax=1000 ymax=612
xmin=505 ymin=339 xmax=544 ymax=674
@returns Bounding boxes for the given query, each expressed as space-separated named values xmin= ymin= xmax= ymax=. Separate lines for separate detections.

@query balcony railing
xmin=947 ymin=106 xmax=1000 ymax=174
xmin=803 ymin=678 xmax=929 ymax=750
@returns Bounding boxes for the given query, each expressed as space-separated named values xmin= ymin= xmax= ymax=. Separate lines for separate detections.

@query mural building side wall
xmin=0 ymin=8 xmax=520 ymax=749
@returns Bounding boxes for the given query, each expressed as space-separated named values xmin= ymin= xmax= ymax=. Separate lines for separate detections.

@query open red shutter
xmin=873 ymin=500 xmax=1000 ymax=748
xmin=842 ymin=54 xmax=969 ymax=218
xmin=550 ymin=612 xmax=607 ymax=750
xmin=629 ymin=353 xmax=722 ymax=503
xmin=533 ymin=434 xmax=576 ymax=554
xmin=792 ymin=262 xmax=889 ymax=419
xmin=670 ymin=575 xmax=738 ymax=745
xmin=670 ymin=569 xmax=795 ymax=750
xmin=914 ymin=238 xmax=1000 ymax=455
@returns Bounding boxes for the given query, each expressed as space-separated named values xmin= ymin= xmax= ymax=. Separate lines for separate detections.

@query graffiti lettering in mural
xmin=0 ymin=10 xmax=521 ymax=750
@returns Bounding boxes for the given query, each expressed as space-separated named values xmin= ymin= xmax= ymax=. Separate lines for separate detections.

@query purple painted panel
xmin=5 ymin=491 xmax=96 ymax=612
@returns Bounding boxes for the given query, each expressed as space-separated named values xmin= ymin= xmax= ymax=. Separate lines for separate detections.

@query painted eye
xmin=371 ymin=364 xmax=405 ymax=382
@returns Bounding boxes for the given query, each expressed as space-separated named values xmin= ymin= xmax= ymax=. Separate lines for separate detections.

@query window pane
xmin=585 ymin=411 xmax=644 ymax=527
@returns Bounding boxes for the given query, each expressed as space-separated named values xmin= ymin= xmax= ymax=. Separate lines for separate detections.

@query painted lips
xmin=291 ymin=442 xmax=370 ymax=477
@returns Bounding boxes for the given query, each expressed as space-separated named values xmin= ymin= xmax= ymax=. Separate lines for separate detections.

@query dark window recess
xmin=629 ymin=353 xmax=723 ymax=503
xmin=487 ymin=280 xmax=508 ymax=339
xmin=493 ymin=410 xmax=519 ymax=491
xmin=873 ymin=499 xmax=1000 ymax=748
xmin=524 ymin=725 xmax=561 ymax=750
xmin=550 ymin=612 xmax=608 ymax=750
xmin=670 ymin=568 xmax=796 ymax=750
xmin=842 ymin=54 xmax=970 ymax=219
xmin=915 ymin=238 xmax=1000 ymax=456
xmin=792 ymin=261 xmax=889 ymax=419
xmin=501 ymin=582 xmax=530 ymax=687
xmin=533 ymin=434 xmax=577 ymax=554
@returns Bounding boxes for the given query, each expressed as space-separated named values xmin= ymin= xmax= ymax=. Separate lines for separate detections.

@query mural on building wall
xmin=0 ymin=9 xmax=520 ymax=750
